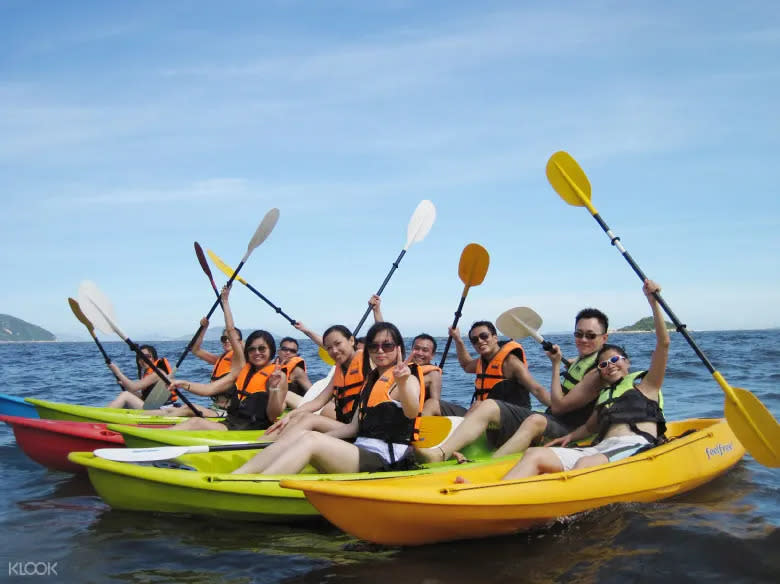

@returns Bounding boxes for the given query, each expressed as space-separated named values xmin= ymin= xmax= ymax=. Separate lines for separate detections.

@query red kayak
xmin=0 ymin=414 xmax=169 ymax=473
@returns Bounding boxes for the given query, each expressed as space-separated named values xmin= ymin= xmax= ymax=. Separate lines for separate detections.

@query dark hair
xmin=468 ymin=321 xmax=497 ymax=336
xmin=412 ymin=333 xmax=437 ymax=353
xmin=322 ymin=325 xmax=356 ymax=350
xmin=222 ymin=327 xmax=243 ymax=340
xmin=136 ymin=344 xmax=158 ymax=378
xmin=596 ymin=343 xmax=629 ymax=364
xmin=575 ymin=308 xmax=609 ymax=334
xmin=279 ymin=336 xmax=298 ymax=349
xmin=363 ymin=322 xmax=405 ymax=378
xmin=243 ymin=330 xmax=276 ymax=363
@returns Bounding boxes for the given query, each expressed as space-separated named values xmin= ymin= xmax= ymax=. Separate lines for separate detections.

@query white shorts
xmin=551 ymin=435 xmax=650 ymax=471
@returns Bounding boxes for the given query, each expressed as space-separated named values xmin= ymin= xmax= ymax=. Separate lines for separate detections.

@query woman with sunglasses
xmin=167 ymin=286 xmax=287 ymax=431
xmin=105 ymin=345 xmax=174 ymax=409
xmin=496 ymin=279 xmax=668 ymax=480
xmin=262 ymin=324 xmax=365 ymax=440
xmin=232 ymin=321 xmax=423 ymax=474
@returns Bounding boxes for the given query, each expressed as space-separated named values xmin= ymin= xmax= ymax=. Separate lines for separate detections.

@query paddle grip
xmin=541 ymin=340 xmax=554 ymax=352
xmin=438 ymin=295 xmax=467 ymax=369
xmin=353 ymin=249 xmax=407 ymax=336
xmin=129 ymin=340 xmax=203 ymax=417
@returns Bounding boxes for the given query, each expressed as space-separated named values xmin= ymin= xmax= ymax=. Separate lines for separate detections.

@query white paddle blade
xmin=94 ymin=445 xmax=208 ymax=462
xmin=246 ymin=208 xmax=280 ymax=255
xmin=77 ymin=281 xmax=116 ymax=336
xmin=404 ymin=199 xmax=436 ymax=250
xmin=496 ymin=307 xmax=544 ymax=342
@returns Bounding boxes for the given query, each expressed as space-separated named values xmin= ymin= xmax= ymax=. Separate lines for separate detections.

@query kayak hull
xmin=0 ymin=414 xmax=125 ymax=472
xmin=26 ymin=398 xmax=203 ymax=425
xmin=281 ymin=418 xmax=745 ymax=545
xmin=107 ymin=424 xmax=266 ymax=448
xmin=0 ymin=393 xmax=38 ymax=418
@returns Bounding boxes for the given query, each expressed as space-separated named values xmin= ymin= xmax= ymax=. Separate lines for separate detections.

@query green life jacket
xmin=595 ymin=370 xmax=666 ymax=443
xmin=545 ymin=352 xmax=599 ymax=429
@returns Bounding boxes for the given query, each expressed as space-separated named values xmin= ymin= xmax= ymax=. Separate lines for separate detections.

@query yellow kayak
xmin=281 ymin=418 xmax=745 ymax=545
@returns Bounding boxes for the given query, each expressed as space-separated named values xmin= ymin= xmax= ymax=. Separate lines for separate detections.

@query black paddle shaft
xmin=127 ymin=339 xmax=203 ymax=417
xmin=243 ymin=281 xmax=296 ymax=325
xmin=591 ymin=211 xmax=717 ymax=374
xmin=353 ymin=249 xmax=407 ymax=336
xmin=438 ymin=294 xmax=467 ymax=369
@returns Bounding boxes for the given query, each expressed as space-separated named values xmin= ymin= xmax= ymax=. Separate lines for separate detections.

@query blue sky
xmin=2 ymin=0 xmax=779 ymax=341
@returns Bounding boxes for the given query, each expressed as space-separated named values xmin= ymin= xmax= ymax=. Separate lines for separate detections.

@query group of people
xmin=103 ymin=278 xmax=670 ymax=481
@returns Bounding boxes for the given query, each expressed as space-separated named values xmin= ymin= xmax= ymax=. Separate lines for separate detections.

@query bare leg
xmin=501 ymin=447 xmax=565 ymax=480
xmin=232 ymin=427 xmax=310 ymax=473
xmin=416 ymin=400 xmax=501 ymax=462
xmin=493 ymin=413 xmax=548 ymax=457
xmin=144 ymin=404 xmax=218 ymax=418
xmin=319 ymin=401 xmax=337 ymax=420
xmin=421 ymin=398 xmax=441 ymax=417
xmin=263 ymin=412 xmax=345 ymax=441
xmin=107 ymin=391 xmax=144 ymax=409
xmin=572 ymin=453 xmax=608 ymax=469
xmin=261 ymin=431 xmax=361 ymax=475
xmin=169 ymin=417 xmax=228 ymax=431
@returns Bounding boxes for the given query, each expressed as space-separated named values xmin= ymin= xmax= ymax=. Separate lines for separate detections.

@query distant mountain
xmin=0 ymin=314 xmax=56 ymax=342
xmin=174 ymin=326 xmax=227 ymax=341
xmin=617 ymin=316 xmax=676 ymax=332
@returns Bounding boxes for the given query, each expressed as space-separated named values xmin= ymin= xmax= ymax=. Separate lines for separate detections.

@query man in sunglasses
xmin=276 ymin=337 xmax=312 ymax=409
xmin=417 ymin=320 xmax=552 ymax=462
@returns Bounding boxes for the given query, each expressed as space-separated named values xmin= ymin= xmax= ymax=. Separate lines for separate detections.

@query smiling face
xmin=245 ymin=339 xmax=272 ymax=368
xmin=278 ymin=340 xmax=299 ymax=364
xmin=410 ymin=338 xmax=435 ymax=366
xmin=574 ymin=317 xmax=608 ymax=357
xmin=468 ymin=325 xmax=499 ymax=358
xmin=366 ymin=329 xmax=399 ymax=369
xmin=323 ymin=330 xmax=355 ymax=366
xmin=597 ymin=348 xmax=630 ymax=384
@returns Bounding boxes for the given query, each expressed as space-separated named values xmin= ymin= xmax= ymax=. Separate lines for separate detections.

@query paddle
xmin=496 ymin=307 xmax=572 ymax=367
xmin=318 ymin=346 xmax=335 ymax=366
xmin=438 ymin=243 xmax=490 ymax=368
xmin=546 ymin=150 xmax=780 ymax=468
xmin=78 ymin=281 xmax=203 ymax=417
xmin=68 ymin=298 xmax=122 ymax=383
xmin=173 ymin=208 xmax=280 ymax=370
xmin=206 ymin=248 xmax=297 ymax=326
xmin=352 ymin=200 xmax=436 ymax=336
xmin=93 ymin=415 xmax=455 ymax=462
xmin=143 ymin=241 xmax=229 ymax=410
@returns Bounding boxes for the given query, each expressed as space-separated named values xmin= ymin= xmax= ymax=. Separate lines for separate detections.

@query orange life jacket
xmin=357 ymin=363 xmax=425 ymax=444
xmin=141 ymin=357 xmax=177 ymax=404
xmin=282 ymin=356 xmax=307 ymax=396
xmin=211 ymin=350 xmax=233 ymax=381
xmin=473 ymin=341 xmax=528 ymax=405
xmin=333 ymin=351 xmax=365 ymax=423
xmin=225 ymin=362 xmax=278 ymax=428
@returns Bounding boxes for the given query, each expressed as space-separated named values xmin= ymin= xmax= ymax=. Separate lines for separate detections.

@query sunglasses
xmin=220 ymin=335 xmax=229 ymax=343
xmin=469 ymin=331 xmax=492 ymax=344
xmin=279 ymin=346 xmax=298 ymax=354
xmin=598 ymin=355 xmax=626 ymax=369
xmin=574 ymin=331 xmax=602 ymax=340
xmin=247 ymin=345 xmax=269 ymax=354
xmin=367 ymin=341 xmax=397 ymax=353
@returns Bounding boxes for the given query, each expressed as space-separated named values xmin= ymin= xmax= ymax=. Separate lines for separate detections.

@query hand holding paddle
xmin=353 ymin=200 xmax=436 ymax=336
xmin=546 ymin=150 xmax=780 ymax=467
xmin=68 ymin=298 xmax=122 ymax=383
xmin=495 ymin=307 xmax=571 ymax=366
xmin=438 ymin=243 xmax=490 ymax=368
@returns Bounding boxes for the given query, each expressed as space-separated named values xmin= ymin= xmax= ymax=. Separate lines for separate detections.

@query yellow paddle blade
xmin=458 ymin=243 xmax=490 ymax=287
xmin=318 ymin=346 xmax=335 ymax=366
xmin=546 ymin=151 xmax=593 ymax=208
xmin=723 ymin=385 xmax=780 ymax=467
xmin=67 ymin=297 xmax=94 ymax=333
xmin=207 ymin=249 xmax=249 ymax=286
xmin=414 ymin=416 xmax=453 ymax=447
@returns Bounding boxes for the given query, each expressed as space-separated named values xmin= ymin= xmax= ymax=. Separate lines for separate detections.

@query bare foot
xmin=454 ymin=476 xmax=470 ymax=484
xmin=415 ymin=445 xmax=447 ymax=463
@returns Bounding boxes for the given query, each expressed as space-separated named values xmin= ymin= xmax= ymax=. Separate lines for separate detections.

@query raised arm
xmin=450 ymin=326 xmax=477 ymax=373
xmin=369 ymin=294 xmax=384 ymax=323
xmin=293 ymin=321 xmax=323 ymax=348
xmin=547 ymin=345 xmax=603 ymax=414
xmin=637 ymin=279 xmax=670 ymax=398
xmin=191 ymin=317 xmax=219 ymax=365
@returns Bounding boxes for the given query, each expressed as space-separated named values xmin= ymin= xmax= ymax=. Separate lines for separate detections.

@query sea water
xmin=0 ymin=330 xmax=778 ymax=583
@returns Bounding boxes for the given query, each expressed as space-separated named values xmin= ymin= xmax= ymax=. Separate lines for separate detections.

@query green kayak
xmin=26 ymin=398 xmax=219 ymax=425
xmin=108 ymin=424 xmax=265 ymax=448
xmin=68 ymin=436 xmax=494 ymax=522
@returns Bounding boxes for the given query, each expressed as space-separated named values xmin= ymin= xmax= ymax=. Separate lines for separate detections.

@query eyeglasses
xmin=247 ymin=345 xmax=269 ymax=354
xmin=367 ymin=341 xmax=397 ymax=353
xmin=469 ymin=331 xmax=492 ymax=344
xmin=220 ymin=335 xmax=229 ymax=343
xmin=598 ymin=355 xmax=626 ymax=369
xmin=574 ymin=331 xmax=602 ymax=340
xmin=279 ymin=346 xmax=298 ymax=354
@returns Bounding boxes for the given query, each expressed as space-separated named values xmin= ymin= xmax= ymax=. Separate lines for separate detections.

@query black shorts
xmin=439 ymin=400 xmax=467 ymax=417
xmin=487 ymin=401 xmax=573 ymax=448
xmin=221 ymin=416 xmax=268 ymax=431
xmin=356 ymin=447 xmax=418 ymax=473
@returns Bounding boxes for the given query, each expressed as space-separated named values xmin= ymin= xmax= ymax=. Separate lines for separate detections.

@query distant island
xmin=0 ymin=314 xmax=56 ymax=342
xmin=616 ymin=316 xmax=676 ymax=333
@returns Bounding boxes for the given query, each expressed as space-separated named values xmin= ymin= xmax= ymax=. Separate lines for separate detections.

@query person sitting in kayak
xmin=231 ymin=321 xmax=424 ymax=475
xmin=275 ymin=336 xmax=313 ymax=410
xmin=167 ymin=285 xmax=288 ymax=431
xmin=416 ymin=320 xmax=551 ymax=462
xmin=476 ymin=308 xmax=610 ymax=458
xmin=105 ymin=345 xmax=175 ymax=409
xmin=262 ymin=324 xmax=365 ymax=440
xmin=491 ymin=279 xmax=668 ymax=481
